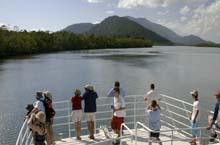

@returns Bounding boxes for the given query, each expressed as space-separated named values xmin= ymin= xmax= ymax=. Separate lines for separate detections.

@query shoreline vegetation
xmin=0 ymin=28 xmax=153 ymax=59
xmin=194 ymin=43 xmax=220 ymax=48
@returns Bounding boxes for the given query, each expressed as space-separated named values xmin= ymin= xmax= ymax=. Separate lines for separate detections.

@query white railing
xmin=135 ymin=121 xmax=210 ymax=145
xmin=15 ymin=94 xmax=220 ymax=145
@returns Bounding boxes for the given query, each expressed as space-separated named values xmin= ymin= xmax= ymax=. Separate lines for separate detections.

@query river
xmin=0 ymin=46 xmax=220 ymax=145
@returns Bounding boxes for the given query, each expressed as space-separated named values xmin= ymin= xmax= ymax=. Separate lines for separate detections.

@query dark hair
xmin=114 ymin=81 xmax=120 ymax=87
xmin=150 ymin=83 xmax=155 ymax=90
xmin=151 ymin=100 xmax=157 ymax=108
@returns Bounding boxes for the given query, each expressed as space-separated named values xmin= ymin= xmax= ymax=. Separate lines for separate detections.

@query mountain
xmin=182 ymin=35 xmax=211 ymax=45
xmin=126 ymin=16 xmax=210 ymax=45
xmin=88 ymin=16 xmax=172 ymax=45
xmin=62 ymin=23 xmax=94 ymax=33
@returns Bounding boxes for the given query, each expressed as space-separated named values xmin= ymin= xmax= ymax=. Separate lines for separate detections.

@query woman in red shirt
xmin=71 ymin=89 xmax=82 ymax=140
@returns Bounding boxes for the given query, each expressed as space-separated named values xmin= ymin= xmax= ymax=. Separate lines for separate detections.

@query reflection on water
xmin=0 ymin=46 xmax=220 ymax=144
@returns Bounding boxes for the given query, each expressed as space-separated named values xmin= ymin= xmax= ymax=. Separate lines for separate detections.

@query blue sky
xmin=0 ymin=0 xmax=220 ymax=43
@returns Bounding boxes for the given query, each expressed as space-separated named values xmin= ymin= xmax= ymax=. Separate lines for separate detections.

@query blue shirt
xmin=82 ymin=91 xmax=98 ymax=113
xmin=107 ymin=87 xmax=125 ymax=98
xmin=146 ymin=108 xmax=161 ymax=131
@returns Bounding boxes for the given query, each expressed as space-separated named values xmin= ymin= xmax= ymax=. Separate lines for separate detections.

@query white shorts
xmin=85 ymin=113 xmax=96 ymax=122
xmin=72 ymin=110 xmax=82 ymax=123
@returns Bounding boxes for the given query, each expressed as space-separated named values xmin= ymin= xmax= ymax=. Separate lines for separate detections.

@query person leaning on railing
xmin=107 ymin=81 xmax=125 ymax=98
xmin=144 ymin=83 xmax=161 ymax=107
xmin=146 ymin=100 xmax=162 ymax=145
xmin=71 ymin=89 xmax=83 ymax=140
xmin=82 ymin=84 xmax=98 ymax=140
xmin=27 ymin=111 xmax=47 ymax=145
xmin=43 ymin=91 xmax=55 ymax=145
xmin=207 ymin=90 xmax=220 ymax=142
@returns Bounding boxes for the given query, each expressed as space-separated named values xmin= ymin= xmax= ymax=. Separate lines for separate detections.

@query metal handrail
xmin=135 ymin=121 xmax=210 ymax=145
xmin=15 ymin=94 xmax=220 ymax=145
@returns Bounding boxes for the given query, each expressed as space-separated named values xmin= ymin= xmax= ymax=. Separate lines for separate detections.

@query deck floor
xmin=55 ymin=126 xmax=217 ymax=145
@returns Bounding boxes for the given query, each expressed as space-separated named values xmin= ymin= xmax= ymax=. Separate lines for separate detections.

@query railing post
xmin=135 ymin=123 xmax=137 ymax=145
xmin=134 ymin=96 xmax=137 ymax=130
xmin=68 ymin=101 xmax=71 ymax=138
xmin=171 ymin=130 xmax=173 ymax=145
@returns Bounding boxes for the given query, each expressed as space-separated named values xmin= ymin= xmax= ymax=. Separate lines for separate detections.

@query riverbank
xmin=0 ymin=28 xmax=153 ymax=59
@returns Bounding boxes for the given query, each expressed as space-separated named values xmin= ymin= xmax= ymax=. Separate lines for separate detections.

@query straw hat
xmin=35 ymin=111 xmax=45 ymax=123
xmin=44 ymin=91 xmax=52 ymax=100
xmin=85 ymin=84 xmax=93 ymax=91
xmin=74 ymin=89 xmax=81 ymax=96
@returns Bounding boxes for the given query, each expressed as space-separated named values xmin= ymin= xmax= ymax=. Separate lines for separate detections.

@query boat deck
xmin=55 ymin=127 xmax=218 ymax=145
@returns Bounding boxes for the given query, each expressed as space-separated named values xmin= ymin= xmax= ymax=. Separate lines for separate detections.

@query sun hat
xmin=190 ymin=90 xmax=198 ymax=96
xmin=35 ymin=111 xmax=46 ymax=123
xmin=74 ymin=89 xmax=81 ymax=96
xmin=85 ymin=84 xmax=93 ymax=91
xmin=214 ymin=91 xmax=220 ymax=97
xmin=44 ymin=91 xmax=52 ymax=100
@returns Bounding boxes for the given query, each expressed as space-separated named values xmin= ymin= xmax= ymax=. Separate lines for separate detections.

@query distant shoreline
xmin=0 ymin=28 xmax=153 ymax=59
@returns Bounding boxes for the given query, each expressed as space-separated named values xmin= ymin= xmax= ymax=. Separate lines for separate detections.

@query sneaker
xmin=210 ymin=132 xmax=217 ymax=142
xmin=112 ymin=139 xmax=120 ymax=145
xmin=89 ymin=135 xmax=95 ymax=140
xmin=76 ymin=136 xmax=81 ymax=140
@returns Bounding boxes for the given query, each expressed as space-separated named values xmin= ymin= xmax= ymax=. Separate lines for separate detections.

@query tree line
xmin=0 ymin=28 xmax=153 ymax=58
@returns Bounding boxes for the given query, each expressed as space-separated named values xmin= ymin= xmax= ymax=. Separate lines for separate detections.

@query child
xmin=146 ymin=100 xmax=162 ymax=145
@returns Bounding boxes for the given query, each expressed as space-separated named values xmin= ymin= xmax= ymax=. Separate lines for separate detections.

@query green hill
xmin=88 ymin=16 xmax=172 ymax=45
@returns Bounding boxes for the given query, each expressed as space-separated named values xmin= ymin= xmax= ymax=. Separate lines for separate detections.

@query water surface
xmin=0 ymin=46 xmax=220 ymax=144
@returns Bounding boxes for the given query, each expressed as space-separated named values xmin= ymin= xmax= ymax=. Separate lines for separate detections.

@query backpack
xmin=42 ymin=99 xmax=56 ymax=123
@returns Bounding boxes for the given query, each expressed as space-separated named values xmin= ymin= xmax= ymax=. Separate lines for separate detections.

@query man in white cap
xmin=189 ymin=90 xmax=199 ymax=144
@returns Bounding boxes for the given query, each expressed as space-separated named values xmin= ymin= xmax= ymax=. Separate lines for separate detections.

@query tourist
xmin=82 ymin=84 xmax=98 ymax=139
xmin=71 ymin=89 xmax=83 ymax=140
xmin=27 ymin=111 xmax=46 ymax=145
xmin=107 ymin=81 xmax=125 ymax=98
xmin=31 ymin=91 xmax=45 ymax=114
xmin=189 ymin=90 xmax=200 ymax=144
xmin=111 ymin=87 xmax=126 ymax=145
xmin=207 ymin=90 xmax=220 ymax=142
xmin=43 ymin=91 xmax=55 ymax=145
xmin=144 ymin=83 xmax=161 ymax=106
xmin=146 ymin=100 xmax=162 ymax=145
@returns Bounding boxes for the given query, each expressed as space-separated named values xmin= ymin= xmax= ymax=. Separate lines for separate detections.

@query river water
xmin=0 ymin=46 xmax=220 ymax=145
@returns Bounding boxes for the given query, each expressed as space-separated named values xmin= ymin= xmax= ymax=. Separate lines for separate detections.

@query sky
xmin=0 ymin=0 xmax=220 ymax=43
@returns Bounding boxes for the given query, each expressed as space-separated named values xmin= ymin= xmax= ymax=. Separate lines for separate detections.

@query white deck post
xmin=68 ymin=101 xmax=71 ymax=138
xmin=134 ymin=96 xmax=137 ymax=130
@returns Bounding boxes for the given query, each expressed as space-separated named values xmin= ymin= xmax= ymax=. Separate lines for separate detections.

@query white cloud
xmin=106 ymin=10 xmax=115 ymax=14
xmin=158 ymin=1 xmax=220 ymax=43
xmin=87 ymin=0 xmax=103 ymax=3
xmin=0 ymin=22 xmax=7 ymax=27
xmin=180 ymin=6 xmax=190 ymax=15
xmin=157 ymin=10 xmax=169 ymax=16
xmin=118 ymin=0 xmax=177 ymax=8
xmin=180 ymin=16 xmax=187 ymax=22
